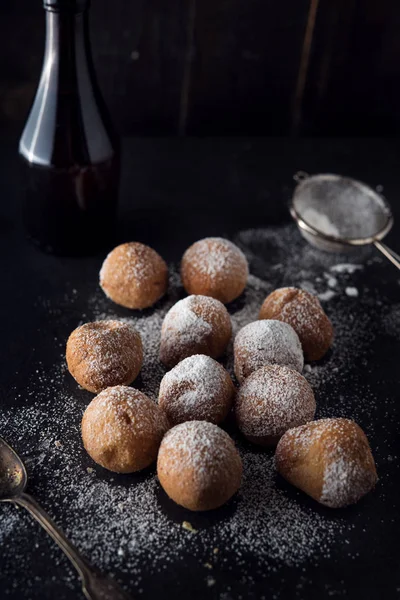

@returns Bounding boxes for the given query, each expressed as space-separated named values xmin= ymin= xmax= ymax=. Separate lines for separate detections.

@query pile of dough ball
xmin=159 ymin=354 xmax=235 ymax=425
xmin=66 ymin=320 xmax=143 ymax=393
xmin=100 ymin=242 xmax=168 ymax=309
xmin=259 ymin=287 xmax=334 ymax=361
xmin=275 ymin=418 xmax=377 ymax=508
xmin=159 ymin=295 xmax=232 ymax=367
xmin=181 ymin=237 xmax=249 ymax=304
xmin=82 ymin=386 xmax=169 ymax=473
xmin=63 ymin=237 xmax=377 ymax=512
xmin=235 ymin=365 xmax=316 ymax=446
xmin=234 ymin=319 xmax=303 ymax=381
xmin=158 ymin=421 xmax=242 ymax=511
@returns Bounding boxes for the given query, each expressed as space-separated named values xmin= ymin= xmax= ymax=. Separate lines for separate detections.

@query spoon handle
xmin=15 ymin=493 xmax=131 ymax=600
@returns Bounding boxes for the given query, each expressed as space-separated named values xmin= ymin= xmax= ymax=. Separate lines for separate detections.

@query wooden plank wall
xmin=0 ymin=0 xmax=399 ymax=136
xmin=302 ymin=0 xmax=400 ymax=135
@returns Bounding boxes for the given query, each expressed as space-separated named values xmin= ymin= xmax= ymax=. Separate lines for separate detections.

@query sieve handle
xmin=374 ymin=241 xmax=400 ymax=271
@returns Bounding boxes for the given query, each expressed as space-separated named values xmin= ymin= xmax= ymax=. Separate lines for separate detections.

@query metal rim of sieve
xmin=290 ymin=172 xmax=394 ymax=247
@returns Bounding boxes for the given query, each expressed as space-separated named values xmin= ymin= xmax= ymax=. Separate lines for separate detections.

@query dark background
xmin=1 ymin=1 xmax=400 ymax=598
xmin=1 ymin=137 xmax=400 ymax=600
xmin=1 ymin=0 xmax=400 ymax=137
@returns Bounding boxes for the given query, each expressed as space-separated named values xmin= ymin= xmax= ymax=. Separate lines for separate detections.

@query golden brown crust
xmin=235 ymin=365 xmax=316 ymax=447
xmin=159 ymin=295 xmax=232 ymax=368
xmin=157 ymin=421 xmax=243 ymax=511
xmin=259 ymin=287 xmax=333 ymax=361
xmin=275 ymin=418 xmax=377 ymax=508
xmin=158 ymin=355 xmax=235 ymax=425
xmin=66 ymin=320 xmax=143 ymax=393
xmin=233 ymin=320 xmax=304 ymax=382
xmin=181 ymin=237 xmax=249 ymax=304
xmin=81 ymin=386 xmax=169 ymax=473
xmin=100 ymin=242 xmax=168 ymax=310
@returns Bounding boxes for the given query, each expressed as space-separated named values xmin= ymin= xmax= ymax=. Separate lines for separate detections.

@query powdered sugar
xmin=235 ymin=365 xmax=316 ymax=439
xmin=0 ymin=223 xmax=396 ymax=599
xmin=345 ymin=287 xmax=359 ymax=297
xmin=276 ymin=419 xmax=378 ymax=509
xmin=160 ymin=295 xmax=231 ymax=367
xmin=382 ymin=302 xmax=400 ymax=338
xmin=259 ymin=287 xmax=333 ymax=362
xmin=293 ymin=175 xmax=389 ymax=240
xmin=234 ymin=320 xmax=304 ymax=381
xmin=181 ymin=237 xmax=249 ymax=304
xmin=271 ymin=288 xmax=326 ymax=333
xmin=159 ymin=421 xmax=240 ymax=480
xmin=157 ymin=421 xmax=243 ymax=511
xmin=159 ymin=355 xmax=233 ymax=425
xmin=99 ymin=242 xmax=168 ymax=310
xmin=0 ymin=510 xmax=19 ymax=546
xmin=162 ymin=296 xmax=212 ymax=341
xmin=66 ymin=320 xmax=142 ymax=393
xmin=323 ymin=273 xmax=338 ymax=289
xmin=182 ymin=237 xmax=248 ymax=279
xmin=301 ymin=208 xmax=341 ymax=237
xmin=318 ymin=289 xmax=336 ymax=302
xmin=84 ymin=386 xmax=166 ymax=441
xmin=100 ymin=242 xmax=165 ymax=285
xmin=89 ymin=309 xmax=168 ymax=401
xmin=229 ymin=275 xmax=272 ymax=336
xmin=330 ymin=264 xmax=364 ymax=274
xmin=321 ymin=457 xmax=375 ymax=509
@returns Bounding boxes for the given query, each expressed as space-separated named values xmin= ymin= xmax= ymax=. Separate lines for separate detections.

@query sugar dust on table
xmin=1 ymin=224 xmax=399 ymax=600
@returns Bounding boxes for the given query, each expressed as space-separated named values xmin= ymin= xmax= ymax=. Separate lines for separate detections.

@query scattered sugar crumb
xmin=382 ymin=303 xmax=400 ymax=338
xmin=323 ymin=273 xmax=338 ymax=288
xmin=318 ymin=290 xmax=336 ymax=302
xmin=330 ymin=264 xmax=363 ymax=274
xmin=182 ymin=521 xmax=198 ymax=534
xmin=345 ymin=287 xmax=359 ymax=297
xmin=1 ymin=224 xmax=397 ymax=599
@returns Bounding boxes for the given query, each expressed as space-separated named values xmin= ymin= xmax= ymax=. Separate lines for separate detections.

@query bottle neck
xmin=19 ymin=0 xmax=116 ymax=167
xmin=43 ymin=0 xmax=90 ymax=13
xmin=43 ymin=8 xmax=91 ymax=71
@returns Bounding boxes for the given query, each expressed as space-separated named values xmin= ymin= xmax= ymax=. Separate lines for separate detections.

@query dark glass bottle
xmin=19 ymin=0 xmax=120 ymax=256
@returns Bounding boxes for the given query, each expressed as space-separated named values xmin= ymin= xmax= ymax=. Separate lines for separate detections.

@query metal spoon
xmin=0 ymin=436 xmax=131 ymax=600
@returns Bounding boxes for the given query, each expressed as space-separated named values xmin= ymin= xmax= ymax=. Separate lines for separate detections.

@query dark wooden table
xmin=1 ymin=137 xmax=400 ymax=600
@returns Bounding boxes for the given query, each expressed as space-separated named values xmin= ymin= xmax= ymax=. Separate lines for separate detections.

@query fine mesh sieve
xmin=290 ymin=172 xmax=400 ymax=270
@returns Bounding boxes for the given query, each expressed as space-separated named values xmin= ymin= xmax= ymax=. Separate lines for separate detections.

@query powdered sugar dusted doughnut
xmin=181 ymin=237 xmax=249 ymax=304
xmin=66 ymin=320 xmax=143 ymax=393
xmin=159 ymin=295 xmax=232 ymax=368
xmin=157 ymin=421 xmax=243 ymax=511
xmin=100 ymin=242 xmax=168 ymax=309
xmin=82 ymin=386 xmax=169 ymax=473
xmin=275 ymin=418 xmax=377 ymax=508
xmin=234 ymin=320 xmax=303 ymax=382
xmin=158 ymin=355 xmax=235 ymax=425
xmin=259 ymin=287 xmax=333 ymax=361
xmin=235 ymin=365 xmax=316 ymax=446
